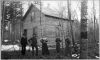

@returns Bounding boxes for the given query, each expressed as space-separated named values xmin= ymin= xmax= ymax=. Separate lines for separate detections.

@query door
xmin=33 ymin=27 xmax=37 ymax=37
xmin=24 ymin=29 xmax=27 ymax=37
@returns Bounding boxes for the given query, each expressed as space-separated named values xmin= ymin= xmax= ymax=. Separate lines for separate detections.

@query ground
xmin=1 ymin=44 xmax=99 ymax=59
xmin=1 ymin=49 xmax=71 ymax=59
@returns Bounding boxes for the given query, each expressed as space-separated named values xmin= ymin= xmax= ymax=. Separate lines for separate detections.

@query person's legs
xmin=34 ymin=45 xmax=38 ymax=56
xmin=45 ymin=43 xmax=49 ymax=55
xmin=42 ymin=43 xmax=45 ymax=55
xmin=47 ymin=49 xmax=49 ymax=55
xmin=23 ymin=46 xmax=26 ymax=55
xmin=23 ymin=46 xmax=25 ymax=55
xmin=57 ymin=50 xmax=59 ymax=53
xmin=21 ymin=45 xmax=23 ymax=55
xmin=65 ymin=46 xmax=68 ymax=56
xmin=58 ymin=45 xmax=60 ymax=53
xmin=56 ymin=48 xmax=59 ymax=53
xmin=56 ymin=48 xmax=58 ymax=53
xmin=32 ymin=45 xmax=34 ymax=56
xmin=22 ymin=45 xmax=25 ymax=55
xmin=56 ymin=43 xmax=60 ymax=53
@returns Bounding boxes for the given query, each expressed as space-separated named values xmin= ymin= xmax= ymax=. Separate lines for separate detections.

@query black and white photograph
xmin=1 ymin=0 xmax=99 ymax=59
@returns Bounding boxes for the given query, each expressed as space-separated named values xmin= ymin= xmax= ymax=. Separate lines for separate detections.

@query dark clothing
xmin=42 ymin=43 xmax=49 ymax=55
xmin=21 ymin=37 xmax=27 ymax=55
xmin=28 ymin=36 xmax=37 ymax=46
xmin=21 ymin=45 xmax=26 ymax=55
xmin=65 ymin=38 xmax=71 ymax=56
xmin=21 ymin=37 xmax=27 ymax=46
xmin=40 ymin=39 xmax=49 ymax=55
xmin=32 ymin=44 xmax=38 ymax=56
xmin=55 ymin=38 xmax=61 ymax=53
xmin=28 ymin=36 xmax=38 ymax=56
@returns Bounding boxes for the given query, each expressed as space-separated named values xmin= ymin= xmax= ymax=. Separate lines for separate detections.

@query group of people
xmin=21 ymin=33 xmax=71 ymax=57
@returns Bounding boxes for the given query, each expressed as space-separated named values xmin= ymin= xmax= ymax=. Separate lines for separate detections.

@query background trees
xmin=1 ymin=1 xmax=23 ymax=44
xmin=1 ymin=0 xmax=99 ymax=59
xmin=80 ymin=0 xmax=88 ymax=58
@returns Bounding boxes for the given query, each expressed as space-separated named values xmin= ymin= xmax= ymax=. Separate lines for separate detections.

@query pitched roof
xmin=22 ymin=4 xmax=73 ymax=21
xmin=22 ymin=4 xmax=33 ymax=21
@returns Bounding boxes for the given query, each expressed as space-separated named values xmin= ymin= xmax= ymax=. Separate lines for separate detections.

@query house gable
xmin=22 ymin=4 xmax=74 ymax=22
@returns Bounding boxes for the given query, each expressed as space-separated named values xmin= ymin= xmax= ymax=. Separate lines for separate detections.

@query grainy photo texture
xmin=1 ymin=0 xmax=99 ymax=59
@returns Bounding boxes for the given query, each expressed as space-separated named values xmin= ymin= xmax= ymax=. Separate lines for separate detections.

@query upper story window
xmin=31 ymin=12 xmax=35 ymax=22
xmin=32 ymin=12 xmax=34 ymax=16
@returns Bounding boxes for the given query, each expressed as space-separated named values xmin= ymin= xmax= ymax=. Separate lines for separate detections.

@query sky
xmin=22 ymin=0 xmax=99 ymax=21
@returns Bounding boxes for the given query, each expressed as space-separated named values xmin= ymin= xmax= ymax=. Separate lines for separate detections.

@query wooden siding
xmin=23 ymin=5 xmax=71 ymax=46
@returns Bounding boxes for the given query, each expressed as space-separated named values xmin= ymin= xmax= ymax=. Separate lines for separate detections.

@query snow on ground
xmin=1 ymin=45 xmax=39 ymax=51
xmin=1 ymin=45 xmax=56 ymax=51
xmin=95 ymin=56 xmax=99 ymax=59
xmin=1 ymin=45 xmax=19 ymax=51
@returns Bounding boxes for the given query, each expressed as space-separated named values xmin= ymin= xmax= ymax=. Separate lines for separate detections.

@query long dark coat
xmin=55 ymin=38 xmax=61 ymax=53
xmin=21 ymin=37 xmax=27 ymax=46
xmin=40 ymin=38 xmax=49 ymax=55
xmin=65 ymin=38 xmax=71 ymax=56
xmin=21 ymin=36 xmax=27 ymax=55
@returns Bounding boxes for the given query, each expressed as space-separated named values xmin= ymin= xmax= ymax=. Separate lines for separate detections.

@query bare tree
xmin=80 ymin=0 xmax=88 ymax=59
xmin=49 ymin=1 xmax=66 ymax=51
xmin=93 ymin=0 xmax=96 ymax=48
xmin=50 ymin=1 xmax=78 ymax=54
xmin=1 ymin=1 xmax=5 ymax=45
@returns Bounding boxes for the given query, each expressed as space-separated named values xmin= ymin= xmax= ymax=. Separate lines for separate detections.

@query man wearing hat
xmin=21 ymin=34 xmax=28 ymax=55
xmin=28 ymin=34 xmax=38 ymax=56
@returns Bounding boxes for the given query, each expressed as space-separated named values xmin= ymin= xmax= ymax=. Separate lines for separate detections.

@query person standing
xmin=55 ymin=37 xmax=61 ymax=53
xmin=40 ymin=36 xmax=49 ymax=55
xmin=21 ymin=34 xmax=27 ymax=55
xmin=65 ymin=36 xmax=71 ymax=57
xmin=28 ymin=34 xmax=38 ymax=56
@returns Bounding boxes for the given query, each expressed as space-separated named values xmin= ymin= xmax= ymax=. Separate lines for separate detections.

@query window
xmin=33 ymin=27 xmax=37 ymax=37
xmin=24 ymin=29 xmax=27 ymax=36
xmin=31 ymin=12 xmax=35 ymax=22
xmin=32 ymin=12 xmax=34 ymax=16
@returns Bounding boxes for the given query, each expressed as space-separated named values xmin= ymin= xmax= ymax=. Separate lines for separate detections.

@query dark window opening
xmin=24 ymin=29 xmax=27 ymax=36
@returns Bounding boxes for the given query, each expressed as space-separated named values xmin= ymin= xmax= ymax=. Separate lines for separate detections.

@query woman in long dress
xmin=40 ymin=36 xmax=49 ymax=55
xmin=65 ymin=36 xmax=71 ymax=56
xmin=55 ymin=37 xmax=61 ymax=53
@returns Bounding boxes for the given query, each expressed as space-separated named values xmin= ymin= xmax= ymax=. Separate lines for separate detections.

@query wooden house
xmin=22 ymin=4 xmax=74 ymax=46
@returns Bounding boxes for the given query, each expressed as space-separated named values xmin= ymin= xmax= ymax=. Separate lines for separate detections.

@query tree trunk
xmin=67 ymin=0 xmax=75 ymax=47
xmin=1 ymin=1 xmax=5 ymax=45
xmin=80 ymin=0 xmax=88 ymax=59
xmin=93 ymin=0 xmax=96 ymax=49
xmin=40 ymin=1 xmax=42 ymax=37
xmin=67 ymin=0 xmax=75 ymax=58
